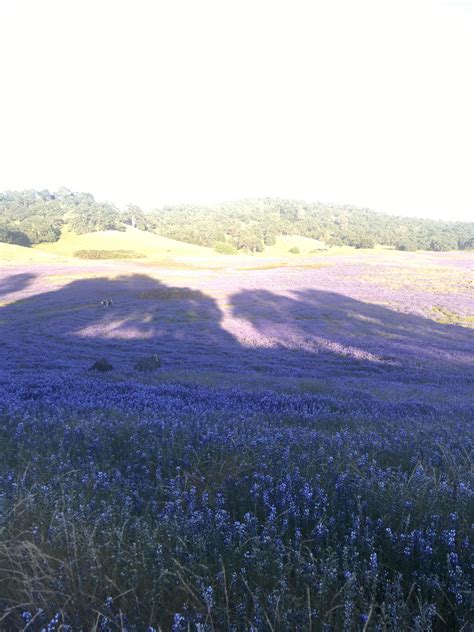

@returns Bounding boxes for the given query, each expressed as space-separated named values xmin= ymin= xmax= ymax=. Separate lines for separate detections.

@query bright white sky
xmin=0 ymin=0 xmax=472 ymax=220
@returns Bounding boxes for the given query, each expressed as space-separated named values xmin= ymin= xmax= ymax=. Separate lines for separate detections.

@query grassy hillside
xmin=1 ymin=227 xmax=421 ymax=271
xmin=34 ymin=227 xmax=221 ymax=260
xmin=261 ymin=234 xmax=327 ymax=256
xmin=31 ymin=228 xmax=379 ymax=269
xmin=0 ymin=242 xmax=63 ymax=263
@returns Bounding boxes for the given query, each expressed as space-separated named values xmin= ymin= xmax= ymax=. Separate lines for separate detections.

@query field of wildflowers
xmin=0 ymin=251 xmax=472 ymax=630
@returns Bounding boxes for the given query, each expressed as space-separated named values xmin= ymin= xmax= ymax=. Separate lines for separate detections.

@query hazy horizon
xmin=1 ymin=0 xmax=473 ymax=222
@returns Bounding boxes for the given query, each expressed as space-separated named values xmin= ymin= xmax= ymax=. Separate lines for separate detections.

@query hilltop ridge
xmin=1 ymin=189 xmax=473 ymax=253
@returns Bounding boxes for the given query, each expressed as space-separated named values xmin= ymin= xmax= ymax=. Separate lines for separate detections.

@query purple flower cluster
xmin=0 ymin=372 xmax=471 ymax=629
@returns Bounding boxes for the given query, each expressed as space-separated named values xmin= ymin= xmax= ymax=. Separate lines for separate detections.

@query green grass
xmin=33 ymin=227 xmax=222 ymax=260
xmin=0 ymin=242 xmax=61 ymax=262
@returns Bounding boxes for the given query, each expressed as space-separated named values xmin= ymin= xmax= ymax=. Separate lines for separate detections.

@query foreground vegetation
xmin=0 ymin=376 xmax=471 ymax=630
xmin=1 ymin=188 xmax=473 ymax=253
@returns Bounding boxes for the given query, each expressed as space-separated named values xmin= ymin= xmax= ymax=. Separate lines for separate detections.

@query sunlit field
xmin=0 ymin=246 xmax=472 ymax=630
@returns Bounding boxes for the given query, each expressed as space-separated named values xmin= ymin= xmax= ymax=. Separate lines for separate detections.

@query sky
xmin=0 ymin=0 xmax=473 ymax=221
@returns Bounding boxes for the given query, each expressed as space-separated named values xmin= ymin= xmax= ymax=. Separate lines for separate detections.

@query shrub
xmin=396 ymin=240 xmax=417 ymax=251
xmin=214 ymin=241 xmax=238 ymax=255
xmin=288 ymin=246 xmax=300 ymax=254
xmin=89 ymin=358 xmax=113 ymax=372
xmin=264 ymin=233 xmax=277 ymax=246
xmin=74 ymin=250 xmax=146 ymax=259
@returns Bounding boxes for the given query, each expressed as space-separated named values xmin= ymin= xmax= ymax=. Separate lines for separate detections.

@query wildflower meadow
xmin=0 ymin=251 xmax=472 ymax=630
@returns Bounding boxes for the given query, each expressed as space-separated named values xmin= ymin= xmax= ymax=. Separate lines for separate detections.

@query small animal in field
xmin=100 ymin=297 xmax=113 ymax=307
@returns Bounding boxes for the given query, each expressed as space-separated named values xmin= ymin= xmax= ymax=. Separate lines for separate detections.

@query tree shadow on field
xmin=0 ymin=272 xmax=36 ymax=300
xmin=229 ymin=288 xmax=473 ymax=379
xmin=0 ymin=270 xmax=472 ymax=383
xmin=0 ymin=272 xmax=237 ymax=374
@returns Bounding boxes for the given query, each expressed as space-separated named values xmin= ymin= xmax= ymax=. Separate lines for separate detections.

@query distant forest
xmin=1 ymin=188 xmax=473 ymax=253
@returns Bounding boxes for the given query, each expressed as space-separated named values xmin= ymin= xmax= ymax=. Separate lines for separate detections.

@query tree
xmin=1 ymin=190 xmax=473 ymax=251
xmin=230 ymin=228 xmax=263 ymax=253
xmin=21 ymin=216 xmax=62 ymax=244
xmin=395 ymin=239 xmax=417 ymax=252
xmin=429 ymin=236 xmax=457 ymax=251
xmin=354 ymin=237 xmax=375 ymax=249
xmin=123 ymin=204 xmax=148 ymax=230
xmin=69 ymin=201 xmax=124 ymax=234
xmin=0 ymin=225 xmax=31 ymax=246
xmin=264 ymin=232 xmax=277 ymax=246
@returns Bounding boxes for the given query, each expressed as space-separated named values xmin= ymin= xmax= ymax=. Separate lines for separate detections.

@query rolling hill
xmin=33 ymin=227 xmax=221 ymax=260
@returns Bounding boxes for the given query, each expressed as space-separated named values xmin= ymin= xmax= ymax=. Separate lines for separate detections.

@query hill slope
xmin=0 ymin=242 xmax=63 ymax=263
xmin=34 ymin=227 xmax=221 ymax=260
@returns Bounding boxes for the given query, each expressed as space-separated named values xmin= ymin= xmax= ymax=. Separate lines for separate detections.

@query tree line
xmin=1 ymin=188 xmax=472 ymax=252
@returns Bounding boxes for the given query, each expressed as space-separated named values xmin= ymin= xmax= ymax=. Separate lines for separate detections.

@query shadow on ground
xmin=0 ymin=272 xmax=472 ymax=388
